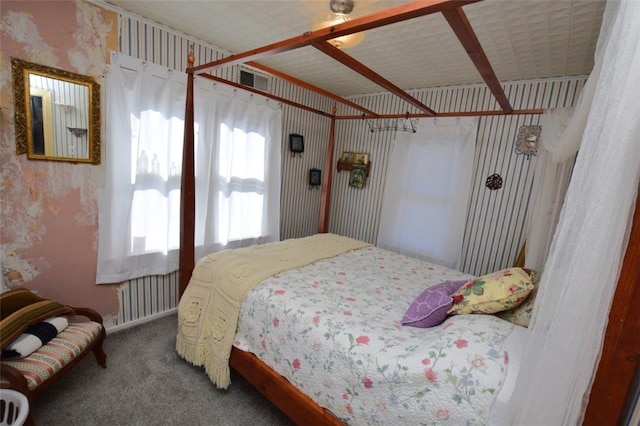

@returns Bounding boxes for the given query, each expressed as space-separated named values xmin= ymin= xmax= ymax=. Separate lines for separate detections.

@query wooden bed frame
xmin=175 ymin=1 xmax=640 ymax=423
xmin=229 ymin=347 xmax=342 ymax=425
xmin=178 ymin=4 xmax=511 ymax=419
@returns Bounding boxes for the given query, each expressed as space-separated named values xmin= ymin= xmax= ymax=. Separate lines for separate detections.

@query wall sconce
xmin=515 ymin=125 xmax=541 ymax=157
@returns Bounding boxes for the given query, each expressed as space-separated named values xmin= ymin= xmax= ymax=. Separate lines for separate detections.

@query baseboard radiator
xmin=115 ymin=271 xmax=179 ymax=330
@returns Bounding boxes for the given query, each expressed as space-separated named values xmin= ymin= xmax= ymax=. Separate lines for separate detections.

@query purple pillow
xmin=402 ymin=280 xmax=469 ymax=328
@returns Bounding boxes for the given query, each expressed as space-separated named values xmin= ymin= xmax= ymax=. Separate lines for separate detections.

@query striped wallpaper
xmin=117 ymin=271 xmax=179 ymax=324
xmin=330 ymin=78 xmax=586 ymax=276
xmin=112 ymin=7 xmax=586 ymax=326
xmin=118 ymin=17 xmax=237 ymax=82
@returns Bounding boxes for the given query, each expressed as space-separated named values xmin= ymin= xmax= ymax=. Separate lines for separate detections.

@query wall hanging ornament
xmin=514 ymin=125 xmax=541 ymax=157
xmin=363 ymin=112 xmax=418 ymax=134
xmin=486 ymin=173 xmax=503 ymax=190
xmin=337 ymin=151 xmax=371 ymax=178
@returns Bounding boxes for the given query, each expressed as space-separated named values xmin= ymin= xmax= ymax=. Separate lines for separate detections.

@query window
xmin=377 ymin=117 xmax=478 ymax=269
xmin=96 ymin=53 xmax=282 ymax=284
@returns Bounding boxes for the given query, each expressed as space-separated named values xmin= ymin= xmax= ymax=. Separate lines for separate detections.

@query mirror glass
xmin=12 ymin=58 xmax=101 ymax=164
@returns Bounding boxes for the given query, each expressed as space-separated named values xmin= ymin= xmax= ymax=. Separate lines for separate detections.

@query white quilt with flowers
xmin=234 ymin=245 xmax=516 ymax=425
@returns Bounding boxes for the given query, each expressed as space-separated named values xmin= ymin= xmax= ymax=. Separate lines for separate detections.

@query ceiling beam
xmin=441 ymin=7 xmax=513 ymax=113
xmin=313 ymin=41 xmax=436 ymax=116
xmin=196 ymin=73 xmax=333 ymax=119
xmin=245 ymin=61 xmax=379 ymax=117
xmin=189 ymin=0 xmax=482 ymax=74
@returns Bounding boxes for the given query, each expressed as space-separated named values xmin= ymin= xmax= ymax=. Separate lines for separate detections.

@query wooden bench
xmin=0 ymin=289 xmax=107 ymax=423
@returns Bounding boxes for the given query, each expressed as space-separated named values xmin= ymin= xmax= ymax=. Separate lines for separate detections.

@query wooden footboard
xmin=229 ymin=347 xmax=343 ymax=426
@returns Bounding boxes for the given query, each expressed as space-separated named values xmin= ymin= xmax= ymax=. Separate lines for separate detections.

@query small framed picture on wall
xmin=340 ymin=151 xmax=354 ymax=163
xmin=354 ymin=152 xmax=369 ymax=165
xmin=309 ymin=169 xmax=321 ymax=186
xmin=289 ymin=134 xmax=304 ymax=153
xmin=349 ymin=165 xmax=367 ymax=188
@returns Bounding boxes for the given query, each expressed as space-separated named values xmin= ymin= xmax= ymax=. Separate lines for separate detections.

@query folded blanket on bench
xmin=2 ymin=317 xmax=69 ymax=359
xmin=1 ymin=288 xmax=75 ymax=350
xmin=1 ymin=321 xmax=104 ymax=391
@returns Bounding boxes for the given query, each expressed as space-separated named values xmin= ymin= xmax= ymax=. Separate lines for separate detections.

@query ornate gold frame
xmin=11 ymin=58 xmax=101 ymax=165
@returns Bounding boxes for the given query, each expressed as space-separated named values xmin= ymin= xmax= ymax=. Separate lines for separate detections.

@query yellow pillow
xmin=447 ymin=267 xmax=535 ymax=315
xmin=497 ymin=270 xmax=540 ymax=327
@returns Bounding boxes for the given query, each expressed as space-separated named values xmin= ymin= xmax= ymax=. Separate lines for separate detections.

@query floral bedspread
xmin=234 ymin=246 xmax=516 ymax=425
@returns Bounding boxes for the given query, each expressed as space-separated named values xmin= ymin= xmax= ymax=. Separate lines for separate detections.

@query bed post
xmin=179 ymin=45 xmax=196 ymax=298
xmin=318 ymin=104 xmax=337 ymax=233
xmin=584 ymin=188 xmax=640 ymax=424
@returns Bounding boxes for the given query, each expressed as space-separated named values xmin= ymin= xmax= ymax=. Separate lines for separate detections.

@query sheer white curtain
xmin=524 ymin=108 xmax=578 ymax=272
xmin=505 ymin=2 xmax=640 ymax=424
xmin=195 ymin=91 xmax=282 ymax=257
xmin=97 ymin=53 xmax=281 ymax=283
xmin=377 ymin=117 xmax=478 ymax=269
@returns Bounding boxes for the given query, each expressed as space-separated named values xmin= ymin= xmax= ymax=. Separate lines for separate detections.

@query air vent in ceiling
xmin=239 ymin=68 xmax=271 ymax=92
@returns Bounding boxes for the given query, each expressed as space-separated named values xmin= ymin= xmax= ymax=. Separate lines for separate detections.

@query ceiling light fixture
xmin=312 ymin=0 xmax=366 ymax=49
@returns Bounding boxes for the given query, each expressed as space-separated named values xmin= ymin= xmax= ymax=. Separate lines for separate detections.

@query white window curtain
xmin=377 ymin=117 xmax=478 ymax=269
xmin=97 ymin=53 xmax=281 ymax=284
xmin=503 ymin=1 xmax=640 ymax=424
xmin=195 ymin=91 xmax=283 ymax=254
xmin=524 ymin=108 xmax=578 ymax=273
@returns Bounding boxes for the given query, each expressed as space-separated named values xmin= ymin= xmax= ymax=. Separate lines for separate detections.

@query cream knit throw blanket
xmin=176 ymin=233 xmax=370 ymax=389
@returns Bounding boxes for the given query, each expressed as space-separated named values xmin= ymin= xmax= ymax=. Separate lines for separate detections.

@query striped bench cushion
xmin=1 ymin=321 xmax=102 ymax=390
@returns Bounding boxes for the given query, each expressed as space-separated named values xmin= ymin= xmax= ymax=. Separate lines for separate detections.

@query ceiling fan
xmin=311 ymin=0 xmax=366 ymax=49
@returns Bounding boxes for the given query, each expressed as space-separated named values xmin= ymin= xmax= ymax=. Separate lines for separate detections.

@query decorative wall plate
xmin=486 ymin=173 xmax=503 ymax=190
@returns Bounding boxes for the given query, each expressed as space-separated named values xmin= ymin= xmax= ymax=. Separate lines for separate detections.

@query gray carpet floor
xmin=30 ymin=313 xmax=295 ymax=425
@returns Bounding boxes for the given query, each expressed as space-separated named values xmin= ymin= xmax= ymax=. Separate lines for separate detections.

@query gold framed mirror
xmin=11 ymin=58 xmax=101 ymax=164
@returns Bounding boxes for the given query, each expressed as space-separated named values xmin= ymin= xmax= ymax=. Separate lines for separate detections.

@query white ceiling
xmin=102 ymin=0 xmax=606 ymax=98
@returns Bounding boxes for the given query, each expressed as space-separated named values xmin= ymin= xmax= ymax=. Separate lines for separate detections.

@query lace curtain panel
xmin=525 ymin=108 xmax=577 ymax=273
xmin=504 ymin=1 xmax=640 ymax=424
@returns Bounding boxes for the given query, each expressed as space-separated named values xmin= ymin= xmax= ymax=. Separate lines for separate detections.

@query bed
xmin=173 ymin=2 xmax=538 ymax=423
xmin=177 ymin=233 xmax=529 ymax=424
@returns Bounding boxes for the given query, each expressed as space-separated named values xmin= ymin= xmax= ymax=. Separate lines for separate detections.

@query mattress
xmin=234 ymin=245 xmax=522 ymax=424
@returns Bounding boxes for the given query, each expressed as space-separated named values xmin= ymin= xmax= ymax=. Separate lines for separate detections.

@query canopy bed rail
xmin=183 ymin=0 xmax=518 ymax=121
xmin=175 ymin=1 xmax=545 ymax=417
xmin=174 ymin=1 xmax=637 ymax=424
xmin=178 ymin=0 xmax=547 ymax=296
xmin=171 ymin=0 xmax=640 ymax=424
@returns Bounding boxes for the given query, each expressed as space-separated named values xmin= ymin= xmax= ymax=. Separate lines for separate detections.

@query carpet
xmin=30 ymin=313 xmax=295 ymax=425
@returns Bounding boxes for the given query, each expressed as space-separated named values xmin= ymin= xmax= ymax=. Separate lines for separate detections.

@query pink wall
xmin=1 ymin=1 xmax=120 ymax=324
